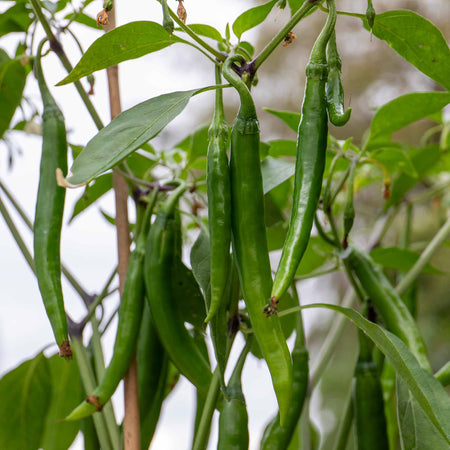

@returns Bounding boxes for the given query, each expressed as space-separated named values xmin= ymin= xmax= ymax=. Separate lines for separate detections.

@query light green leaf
xmin=64 ymin=88 xmax=208 ymax=186
xmin=64 ymin=12 xmax=98 ymax=29
xmin=263 ymin=107 xmax=300 ymax=132
xmin=232 ymin=0 xmax=278 ymax=39
xmin=0 ymin=353 xmax=51 ymax=450
xmin=187 ymin=24 xmax=223 ymax=42
xmin=367 ymin=10 xmax=450 ymax=90
xmin=268 ymin=139 xmax=297 ymax=157
xmin=368 ymin=92 xmax=450 ymax=144
xmin=370 ymin=148 xmax=417 ymax=177
xmin=261 ymin=156 xmax=294 ymax=194
xmin=57 ymin=22 xmax=186 ymax=85
xmin=298 ymin=304 xmax=450 ymax=445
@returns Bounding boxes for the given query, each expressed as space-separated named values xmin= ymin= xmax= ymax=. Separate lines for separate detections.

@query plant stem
xmin=253 ymin=0 xmax=319 ymax=71
xmin=29 ymin=0 xmax=104 ymax=130
xmin=395 ymin=214 xmax=450 ymax=296
xmin=71 ymin=336 xmax=113 ymax=450
xmin=192 ymin=369 xmax=222 ymax=450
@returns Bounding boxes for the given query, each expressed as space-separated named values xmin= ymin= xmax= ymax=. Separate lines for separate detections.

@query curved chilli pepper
xmin=33 ymin=39 xmax=70 ymax=358
xmin=66 ymin=192 xmax=157 ymax=421
xmin=222 ymin=55 xmax=292 ymax=425
xmin=344 ymin=246 xmax=431 ymax=372
xmin=270 ymin=0 xmax=336 ymax=306
xmin=217 ymin=336 xmax=252 ymax=450
xmin=260 ymin=312 xmax=309 ymax=450
xmin=206 ymin=64 xmax=231 ymax=324
xmin=161 ymin=0 xmax=174 ymax=34
xmin=326 ymin=30 xmax=351 ymax=127
xmin=353 ymin=326 xmax=389 ymax=450
xmin=144 ymin=184 xmax=212 ymax=395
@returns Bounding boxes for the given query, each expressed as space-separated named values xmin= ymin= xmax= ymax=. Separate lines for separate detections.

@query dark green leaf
xmin=70 ymin=173 xmax=113 ymax=222
xmin=367 ymin=10 xmax=450 ymax=90
xmin=264 ymin=107 xmax=300 ymax=132
xmin=261 ymin=156 xmax=295 ymax=194
xmin=0 ymin=353 xmax=51 ymax=450
xmin=0 ymin=4 xmax=33 ymax=37
xmin=0 ymin=50 xmax=27 ymax=138
xmin=126 ymin=150 xmax=157 ymax=179
xmin=370 ymin=247 xmax=442 ymax=275
xmin=368 ymin=92 xmax=450 ymax=144
xmin=40 ymin=354 xmax=83 ymax=450
xmin=268 ymin=139 xmax=297 ymax=157
xmin=232 ymin=0 xmax=278 ymax=39
xmin=65 ymin=89 xmax=205 ymax=185
xmin=57 ymin=22 xmax=186 ymax=85
xmin=64 ymin=12 xmax=99 ymax=29
xmin=370 ymin=148 xmax=417 ymax=177
xmin=295 ymin=236 xmax=335 ymax=276
xmin=187 ymin=24 xmax=222 ymax=42
xmin=190 ymin=227 xmax=211 ymax=300
xmin=188 ymin=124 xmax=210 ymax=164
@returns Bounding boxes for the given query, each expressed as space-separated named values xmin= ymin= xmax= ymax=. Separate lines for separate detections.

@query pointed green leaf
xmin=65 ymin=88 xmax=206 ymax=186
xmin=261 ymin=156 xmax=295 ymax=194
xmin=0 ymin=353 xmax=51 ymax=450
xmin=268 ymin=139 xmax=297 ymax=157
xmin=263 ymin=108 xmax=300 ymax=132
xmin=366 ymin=10 xmax=450 ymax=90
xmin=370 ymin=147 xmax=417 ymax=177
xmin=186 ymin=24 xmax=223 ymax=42
xmin=299 ymin=304 xmax=450 ymax=445
xmin=64 ymin=12 xmax=98 ymax=29
xmin=0 ymin=3 xmax=33 ymax=37
xmin=232 ymin=0 xmax=278 ymax=39
xmin=57 ymin=22 xmax=186 ymax=85
xmin=368 ymin=92 xmax=450 ymax=144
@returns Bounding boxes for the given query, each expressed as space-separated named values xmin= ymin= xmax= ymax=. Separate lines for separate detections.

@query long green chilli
xmin=144 ymin=184 xmax=212 ymax=395
xmin=326 ymin=30 xmax=351 ymax=127
xmin=34 ymin=39 xmax=71 ymax=358
xmin=222 ymin=55 xmax=293 ymax=425
xmin=206 ymin=64 xmax=231 ymax=324
xmin=270 ymin=0 xmax=336 ymax=305
xmin=66 ymin=191 xmax=158 ymax=421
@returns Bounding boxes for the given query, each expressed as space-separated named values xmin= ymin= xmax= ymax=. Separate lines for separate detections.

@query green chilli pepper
xmin=260 ymin=311 xmax=309 ymax=449
xmin=353 ymin=325 xmax=389 ymax=450
xmin=66 ymin=192 xmax=158 ymax=421
xmin=206 ymin=64 xmax=231 ymax=324
xmin=33 ymin=39 xmax=70 ymax=358
xmin=218 ymin=336 xmax=252 ymax=450
xmin=270 ymin=0 xmax=336 ymax=305
xmin=161 ymin=0 xmax=174 ymax=34
xmin=344 ymin=246 xmax=431 ymax=371
xmin=222 ymin=55 xmax=293 ymax=425
xmin=342 ymin=157 xmax=356 ymax=246
xmin=144 ymin=184 xmax=213 ymax=395
xmin=326 ymin=30 xmax=351 ymax=127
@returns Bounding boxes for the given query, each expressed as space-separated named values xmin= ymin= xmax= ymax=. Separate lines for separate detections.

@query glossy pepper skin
xmin=261 ymin=312 xmax=309 ymax=449
xmin=353 ymin=327 xmax=389 ymax=450
xmin=222 ymin=55 xmax=293 ymax=425
xmin=144 ymin=184 xmax=212 ymax=395
xmin=270 ymin=0 xmax=336 ymax=305
xmin=218 ymin=337 xmax=252 ymax=450
xmin=33 ymin=39 xmax=71 ymax=358
xmin=206 ymin=64 xmax=231 ymax=324
xmin=344 ymin=246 xmax=431 ymax=371
xmin=66 ymin=193 xmax=157 ymax=421
xmin=326 ymin=30 xmax=351 ymax=127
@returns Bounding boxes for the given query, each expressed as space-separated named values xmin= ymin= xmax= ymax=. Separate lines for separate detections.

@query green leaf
xmin=296 ymin=236 xmax=335 ymax=276
xmin=263 ymin=107 xmax=300 ymax=132
xmin=268 ymin=139 xmax=297 ymax=157
xmin=0 ymin=353 xmax=52 ymax=450
xmin=187 ymin=24 xmax=223 ymax=42
xmin=188 ymin=124 xmax=210 ymax=164
xmin=64 ymin=12 xmax=99 ymax=29
xmin=299 ymin=304 xmax=450 ymax=445
xmin=261 ymin=157 xmax=295 ymax=194
xmin=0 ymin=3 xmax=33 ymax=37
xmin=232 ymin=0 xmax=278 ymax=39
xmin=288 ymin=0 xmax=306 ymax=15
xmin=65 ymin=89 xmax=206 ymax=186
xmin=368 ymin=92 xmax=450 ymax=144
xmin=126 ymin=150 xmax=157 ymax=179
xmin=370 ymin=247 xmax=443 ymax=275
xmin=370 ymin=148 xmax=417 ymax=177
xmin=40 ymin=354 xmax=83 ymax=450
xmin=190 ymin=227 xmax=211 ymax=301
xmin=57 ymin=22 xmax=185 ymax=85
xmin=367 ymin=10 xmax=450 ymax=90
xmin=0 ymin=50 xmax=27 ymax=138
xmin=70 ymin=173 xmax=113 ymax=222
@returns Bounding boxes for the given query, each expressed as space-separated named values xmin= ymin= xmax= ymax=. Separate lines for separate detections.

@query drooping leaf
xmin=0 ymin=353 xmax=51 ymax=450
xmin=186 ymin=24 xmax=223 ymax=42
xmin=370 ymin=247 xmax=443 ymax=275
xmin=367 ymin=92 xmax=450 ymax=145
xmin=40 ymin=354 xmax=83 ymax=450
xmin=0 ymin=50 xmax=27 ymax=138
xmin=232 ymin=0 xmax=278 ymax=39
xmin=261 ymin=156 xmax=295 ymax=194
xmin=366 ymin=10 xmax=450 ymax=90
xmin=264 ymin=107 xmax=300 ymax=132
xmin=299 ymin=304 xmax=450 ymax=445
xmin=57 ymin=22 xmax=186 ymax=85
xmin=64 ymin=88 xmax=208 ymax=186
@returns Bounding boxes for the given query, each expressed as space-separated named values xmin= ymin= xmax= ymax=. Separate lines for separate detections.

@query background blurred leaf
xmin=232 ymin=0 xmax=278 ymax=39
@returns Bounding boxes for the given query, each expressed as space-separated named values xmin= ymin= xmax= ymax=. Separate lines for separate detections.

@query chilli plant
xmin=0 ymin=0 xmax=450 ymax=449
